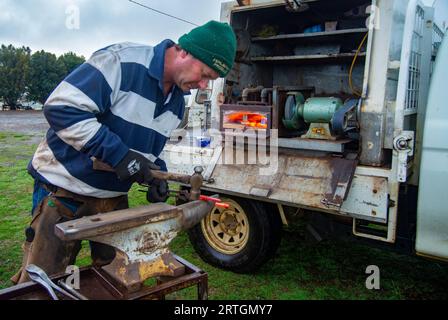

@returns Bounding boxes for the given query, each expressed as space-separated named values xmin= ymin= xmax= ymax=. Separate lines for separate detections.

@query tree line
xmin=0 ymin=44 xmax=85 ymax=110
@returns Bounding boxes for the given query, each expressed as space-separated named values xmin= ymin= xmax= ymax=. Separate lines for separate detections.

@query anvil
xmin=55 ymin=199 xmax=215 ymax=293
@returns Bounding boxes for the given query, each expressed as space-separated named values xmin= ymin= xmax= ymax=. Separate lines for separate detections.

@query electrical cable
xmin=349 ymin=32 xmax=368 ymax=97
xmin=128 ymin=0 xmax=199 ymax=26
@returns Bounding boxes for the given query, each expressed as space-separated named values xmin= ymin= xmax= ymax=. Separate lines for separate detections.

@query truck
xmin=161 ymin=0 xmax=448 ymax=273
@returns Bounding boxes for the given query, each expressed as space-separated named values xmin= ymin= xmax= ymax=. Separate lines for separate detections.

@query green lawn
xmin=0 ymin=132 xmax=447 ymax=299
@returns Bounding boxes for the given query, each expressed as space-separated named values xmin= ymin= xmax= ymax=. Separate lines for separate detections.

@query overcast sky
xmin=0 ymin=0 xmax=446 ymax=59
xmin=0 ymin=0 xmax=230 ymax=58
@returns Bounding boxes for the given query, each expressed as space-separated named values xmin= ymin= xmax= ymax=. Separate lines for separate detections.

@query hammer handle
xmin=92 ymin=158 xmax=191 ymax=184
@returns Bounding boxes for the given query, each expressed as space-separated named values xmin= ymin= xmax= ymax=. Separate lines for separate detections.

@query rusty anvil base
xmin=55 ymin=200 xmax=214 ymax=293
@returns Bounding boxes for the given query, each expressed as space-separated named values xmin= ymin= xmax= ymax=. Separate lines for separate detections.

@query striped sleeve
xmin=43 ymin=50 xmax=129 ymax=167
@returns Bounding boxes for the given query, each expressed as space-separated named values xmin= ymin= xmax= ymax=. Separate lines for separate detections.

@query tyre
xmin=187 ymin=195 xmax=282 ymax=273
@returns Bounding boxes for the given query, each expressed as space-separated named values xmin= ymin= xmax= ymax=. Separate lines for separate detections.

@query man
xmin=12 ymin=20 xmax=237 ymax=284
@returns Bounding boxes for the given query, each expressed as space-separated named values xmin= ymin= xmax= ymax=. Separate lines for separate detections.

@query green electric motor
xmin=283 ymin=93 xmax=344 ymax=130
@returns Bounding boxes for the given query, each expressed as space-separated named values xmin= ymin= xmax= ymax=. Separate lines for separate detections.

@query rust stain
xmin=139 ymin=256 xmax=169 ymax=280
xmin=119 ymin=266 xmax=127 ymax=276
xmin=138 ymin=253 xmax=185 ymax=280
xmin=372 ymin=178 xmax=386 ymax=195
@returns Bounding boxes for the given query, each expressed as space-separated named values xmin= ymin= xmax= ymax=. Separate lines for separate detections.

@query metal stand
xmin=0 ymin=255 xmax=208 ymax=300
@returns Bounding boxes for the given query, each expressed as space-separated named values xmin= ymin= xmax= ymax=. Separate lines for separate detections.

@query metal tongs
xmin=25 ymin=264 xmax=80 ymax=300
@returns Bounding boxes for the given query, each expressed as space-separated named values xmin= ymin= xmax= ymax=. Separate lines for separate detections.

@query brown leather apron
xmin=11 ymin=185 xmax=128 ymax=284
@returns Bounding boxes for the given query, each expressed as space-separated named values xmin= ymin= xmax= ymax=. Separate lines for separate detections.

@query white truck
xmin=162 ymin=0 xmax=448 ymax=272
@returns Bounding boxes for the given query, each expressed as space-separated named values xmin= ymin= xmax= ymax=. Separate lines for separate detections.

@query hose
xmin=349 ymin=32 xmax=369 ymax=97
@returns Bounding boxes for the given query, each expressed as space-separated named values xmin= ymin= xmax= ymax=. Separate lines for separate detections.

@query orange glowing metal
xmin=200 ymin=195 xmax=230 ymax=209
xmin=215 ymin=202 xmax=230 ymax=209
xmin=226 ymin=112 xmax=268 ymax=129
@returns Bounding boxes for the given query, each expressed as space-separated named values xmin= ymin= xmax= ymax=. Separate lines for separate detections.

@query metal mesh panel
xmin=405 ymin=6 xmax=425 ymax=114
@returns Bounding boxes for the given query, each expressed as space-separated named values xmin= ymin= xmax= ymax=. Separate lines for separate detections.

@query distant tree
xmin=0 ymin=44 xmax=31 ymax=109
xmin=58 ymin=52 xmax=85 ymax=75
xmin=27 ymin=50 xmax=66 ymax=104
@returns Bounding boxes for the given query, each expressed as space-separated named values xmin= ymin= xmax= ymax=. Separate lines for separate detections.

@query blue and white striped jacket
xmin=28 ymin=39 xmax=186 ymax=198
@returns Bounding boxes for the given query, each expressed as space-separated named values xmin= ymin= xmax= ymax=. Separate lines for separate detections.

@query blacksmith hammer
xmin=92 ymin=158 xmax=203 ymax=201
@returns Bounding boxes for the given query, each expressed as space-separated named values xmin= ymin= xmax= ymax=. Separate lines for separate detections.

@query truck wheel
xmin=187 ymin=196 xmax=282 ymax=273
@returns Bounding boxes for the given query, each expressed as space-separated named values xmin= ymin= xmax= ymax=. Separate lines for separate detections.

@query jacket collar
xmin=148 ymin=39 xmax=175 ymax=91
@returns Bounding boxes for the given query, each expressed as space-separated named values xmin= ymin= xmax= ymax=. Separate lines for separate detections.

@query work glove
xmin=146 ymin=179 xmax=169 ymax=203
xmin=114 ymin=150 xmax=160 ymax=184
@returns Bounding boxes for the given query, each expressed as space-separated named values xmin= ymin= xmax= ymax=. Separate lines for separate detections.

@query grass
xmin=0 ymin=132 xmax=447 ymax=299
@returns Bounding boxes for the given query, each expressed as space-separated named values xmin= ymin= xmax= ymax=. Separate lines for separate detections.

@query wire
xmin=349 ymin=32 xmax=368 ymax=97
xmin=128 ymin=0 xmax=199 ymax=27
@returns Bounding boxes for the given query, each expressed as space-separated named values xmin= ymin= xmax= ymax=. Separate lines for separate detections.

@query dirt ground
xmin=0 ymin=110 xmax=48 ymax=143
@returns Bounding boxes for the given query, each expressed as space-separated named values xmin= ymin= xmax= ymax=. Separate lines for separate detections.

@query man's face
xmin=175 ymin=51 xmax=220 ymax=93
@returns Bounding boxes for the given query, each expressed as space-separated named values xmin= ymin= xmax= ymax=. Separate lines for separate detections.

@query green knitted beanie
xmin=178 ymin=20 xmax=237 ymax=77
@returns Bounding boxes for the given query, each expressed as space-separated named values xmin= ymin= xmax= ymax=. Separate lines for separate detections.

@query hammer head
xmin=188 ymin=166 xmax=204 ymax=201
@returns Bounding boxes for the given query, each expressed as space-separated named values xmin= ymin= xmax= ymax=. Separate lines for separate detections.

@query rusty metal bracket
xmin=393 ymin=131 xmax=414 ymax=182
xmin=321 ymin=157 xmax=358 ymax=208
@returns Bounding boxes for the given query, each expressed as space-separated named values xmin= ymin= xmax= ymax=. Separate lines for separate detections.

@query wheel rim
xmin=201 ymin=198 xmax=250 ymax=255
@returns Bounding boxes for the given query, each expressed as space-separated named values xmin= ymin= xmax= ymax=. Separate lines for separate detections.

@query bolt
xmin=398 ymin=139 xmax=408 ymax=149
xmin=194 ymin=166 xmax=204 ymax=174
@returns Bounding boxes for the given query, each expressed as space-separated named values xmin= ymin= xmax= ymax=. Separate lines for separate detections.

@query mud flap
xmin=321 ymin=157 xmax=358 ymax=209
